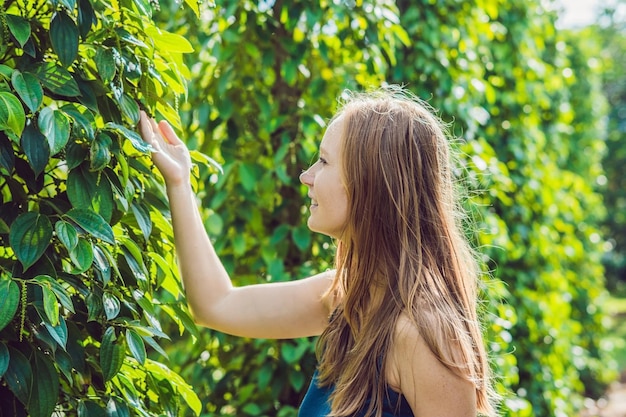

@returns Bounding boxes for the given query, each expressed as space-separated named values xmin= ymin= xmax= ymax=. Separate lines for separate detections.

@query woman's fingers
xmin=158 ymin=120 xmax=184 ymax=146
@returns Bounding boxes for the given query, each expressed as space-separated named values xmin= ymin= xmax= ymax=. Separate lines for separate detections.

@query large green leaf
xmin=5 ymin=14 xmax=31 ymax=47
xmin=21 ymin=123 xmax=50 ymax=176
xmin=100 ymin=326 xmax=124 ymax=382
xmin=33 ymin=62 xmax=81 ymax=97
xmin=77 ymin=0 xmax=96 ymax=39
xmin=55 ymin=220 xmax=79 ymax=251
xmin=35 ymin=275 xmax=75 ymax=314
xmin=9 ymin=212 xmax=53 ymax=271
xmin=28 ymin=350 xmax=60 ymax=417
xmin=102 ymin=291 xmax=120 ymax=320
xmin=11 ymin=70 xmax=43 ymax=113
xmin=95 ymin=47 xmax=117 ymax=83
xmin=5 ymin=346 xmax=33 ymax=406
xmin=125 ymin=329 xmax=146 ymax=365
xmin=38 ymin=106 xmax=71 ymax=155
xmin=0 ymin=278 xmax=20 ymax=332
xmin=90 ymin=132 xmax=112 ymax=171
xmin=66 ymin=165 xmax=114 ymax=221
xmin=130 ymin=200 xmax=152 ymax=240
xmin=42 ymin=316 xmax=68 ymax=350
xmin=41 ymin=285 xmax=60 ymax=326
xmin=50 ymin=11 xmax=79 ymax=68
xmin=69 ymin=237 xmax=94 ymax=273
xmin=0 ymin=91 xmax=26 ymax=139
xmin=104 ymin=122 xmax=151 ymax=153
xmin=65 ymin=208 xmax=115 ymax=244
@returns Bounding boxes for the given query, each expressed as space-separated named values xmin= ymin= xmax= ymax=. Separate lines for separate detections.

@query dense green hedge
xmin=156 ymin=0 xmax=616 ymax=416
xmin=0 ymin=0 xmax=208 ymax=415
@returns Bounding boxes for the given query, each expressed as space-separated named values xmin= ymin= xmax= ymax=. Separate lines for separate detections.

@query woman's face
xmin=300 ymin=118 xmax=349 ymax=239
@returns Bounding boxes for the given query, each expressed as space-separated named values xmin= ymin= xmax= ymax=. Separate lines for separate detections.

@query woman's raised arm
xmin=139 ymin=112 xmax=333 ymax=339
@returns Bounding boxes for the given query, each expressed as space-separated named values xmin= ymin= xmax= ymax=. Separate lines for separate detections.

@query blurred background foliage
xmin=149 ymin=0 xmax=625 ymax=416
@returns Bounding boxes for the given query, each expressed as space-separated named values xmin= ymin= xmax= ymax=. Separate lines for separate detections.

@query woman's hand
xmin=139 ymin=111 xmax=192 ymax=187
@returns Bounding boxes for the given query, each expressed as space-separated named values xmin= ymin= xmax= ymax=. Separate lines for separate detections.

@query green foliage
xmin=147 ymin=1 xmax=616 ymax=417
xmin=390 ymin=0 xmax=615 ymax=415
xmin=0 ymin=0 xmax=208 ymax=415
xmin=595 ymin=4 xmax=626 ymax=293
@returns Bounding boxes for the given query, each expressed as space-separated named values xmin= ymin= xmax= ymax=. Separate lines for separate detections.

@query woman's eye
xmin=318 ymin=157 xmax=327 ymax=165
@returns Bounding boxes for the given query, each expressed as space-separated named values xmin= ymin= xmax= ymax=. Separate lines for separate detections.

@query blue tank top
xmin=298 ymin=370 xmax=414 ymax=417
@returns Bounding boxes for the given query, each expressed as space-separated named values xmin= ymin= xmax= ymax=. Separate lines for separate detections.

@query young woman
xmin=139 ymin=86 xmax=498 ymax=417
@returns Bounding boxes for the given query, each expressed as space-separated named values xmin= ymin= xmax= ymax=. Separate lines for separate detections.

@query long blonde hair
xmin=315 ymin=86 xmax=497 ymax=416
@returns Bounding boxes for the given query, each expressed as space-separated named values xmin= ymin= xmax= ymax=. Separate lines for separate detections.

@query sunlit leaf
xmin=125 ymin=329 xmax=146 ymax=365
xmin=102 ymin=291 xmax=120 ymax=320
xmin=0 ymin=91 xmax=26 ymax=139
xmin=55 ymin=220 xmax=79 ymax=251
xmin=5 ymin=14 xmax=31 ymax=47
xmin=34 ymin=62 xmax=81 ymax=97
xmin=11 ymin=70 xmax=43 ymax=113
xmin=65 ymin=208 xmax=114 ymax=244
xmin=38 ymin=106 xmax=71 ymax=155
xmin=42 ymin=285 xmax=60 ymax=326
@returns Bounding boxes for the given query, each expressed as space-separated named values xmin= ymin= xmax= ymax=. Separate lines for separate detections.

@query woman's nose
xmin=300 ymin=168 xmax=313 ymax=185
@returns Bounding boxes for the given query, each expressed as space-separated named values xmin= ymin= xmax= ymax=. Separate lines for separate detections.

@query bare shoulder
xmin=388 ymin=312 xmax=477 ymax=417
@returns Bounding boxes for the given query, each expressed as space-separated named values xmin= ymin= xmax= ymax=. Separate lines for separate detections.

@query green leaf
xmin=0 ymin=91 xmax=26 ymax=138
xmin=69 ymin=237 xmax=94 ymax=273
xmin=5 ymin=346 xmax=33 ymax=406
xmin=55 ymin=220 xmax=79 ymax=251
xmin=0 ymin=131 xmax=15 ymax=172
xmin=42 ymin=285 xmax=60 ymax=326
xmin=66 ymin=165 xmax=114 ymax=222
xmin=34 ymin=62 xmax=81 ymax=97
xmin=144 ymin=359 xmax=202 ymax=415
xmin=95 ymin=47 xmax=116 ymax=83
xmin=102 ymin=292 xmax=120 ymax=320
xmin=105 ymin=398 xmax=130 ymax=417
xmin=35 ymin=275 xmax=75 ymax=314
xmin=29 ymin=350 xmax=60 ymax=417
xmin=104 ymin=122 xmax=150 ymax=153
xmin=145 ymin=26 xmax=194 ymax=53
xmin=131 ymin=200 xmax=152 ymax=240
xmin=125 ymin=329 xmax=146 ymax=365
xmin=43 ymin=316 xmax=68 ymax=350
xmin=0 ymin=278 xmax=20 ymax=332
xmin=11 ymin=70 xmax=43 ymax=113
xmin=38 ymin=106 xmax=71 ymax=155
xmin=9 ymin=212 xmax=53 ymax=271
xmin=90 ymin=132 xmax=112 ymax=171
xmin=77 ymin=0 xmax=96 ymax=39
xmin=65 ymin=208 xmax=115 ymax=244
xmin=292 ymin=225 xmax=310 ymax=251
xmin=0 ymin=342 xmax=8 ymax=378
xmin=118 ymin=94 xmax=140 ymax=124
xmin=50 ymin=11 xmax=79 ymax=67
xmin=5 ymin=14 xmax=31 ymax=47
xmin=21 ymin=123 xmax=50 ymax=176
xmin=100 ymin=326 xmax=124 ymax=382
